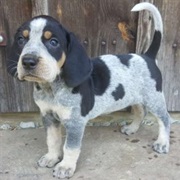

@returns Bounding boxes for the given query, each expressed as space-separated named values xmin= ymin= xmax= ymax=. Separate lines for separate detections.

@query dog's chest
xmin=33 ymin=83 xmax=78 ymax=120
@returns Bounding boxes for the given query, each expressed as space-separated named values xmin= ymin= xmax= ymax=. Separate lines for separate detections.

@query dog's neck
xmin=34 ymin=75 xmax=70 ymax=94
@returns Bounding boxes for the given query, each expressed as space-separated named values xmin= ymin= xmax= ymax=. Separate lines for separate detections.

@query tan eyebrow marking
xmin=44 ymin=31 xmax=52 ymax=39
xmin=22 ymin=30 xmax=29 ymax=38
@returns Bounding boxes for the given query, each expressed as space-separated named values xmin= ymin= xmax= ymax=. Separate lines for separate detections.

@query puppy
xmin=8 ymin=2 xmax=171 ymax=179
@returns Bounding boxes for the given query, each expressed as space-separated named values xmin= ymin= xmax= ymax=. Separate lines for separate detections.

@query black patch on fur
xmin=91 ymin=57 xmax=110 ymax=95
xmin=141 ymin=54 xmax=162 ymax=92
xmin=116 ymin=54 xmax=132 ymax=67
xmin=72 ymin=58 xmax=110 ymax=116
xmin=73 ymin=78 xmax=94 ymax=117
xmin=112 ymin=84 xmax=125 ymax=101
xmin=145 ymin=31 xmax=162 ymax=59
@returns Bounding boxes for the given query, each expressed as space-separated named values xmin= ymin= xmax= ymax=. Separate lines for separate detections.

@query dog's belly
xmin=88 ymin=93 xmax=142 ymax=120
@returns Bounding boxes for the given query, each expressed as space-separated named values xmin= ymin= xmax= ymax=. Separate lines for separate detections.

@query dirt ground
xmin=0 ymin=123 xmax=180 ymax=180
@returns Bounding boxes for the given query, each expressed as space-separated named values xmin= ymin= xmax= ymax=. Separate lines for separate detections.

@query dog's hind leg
xmin=145 ymin=93 xmax=171 ymax=154
xmin=121 ymin=104 xmax=145 ymax=135
xmin=152 ymin=114 xmax=170 ymax=153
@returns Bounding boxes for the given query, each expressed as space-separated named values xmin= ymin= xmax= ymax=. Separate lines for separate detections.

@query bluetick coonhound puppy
xmin=8 ymin=2 xmax=171 ymax=179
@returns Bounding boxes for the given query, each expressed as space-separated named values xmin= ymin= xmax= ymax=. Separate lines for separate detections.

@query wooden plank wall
xmin=129 ymin=0 xmax=180 ymax=112
xmin=154 ymin=0 xmax=180 ymax=111
xmin=0 ymin=0 xmax=37 ymax=112
xmin=137 ymin=0 xmax=180 ymax=111
xmin=0 ymin=0 xmax=179 ymax=112
xmin=0 ymin=0 xmax=138 ymax=112
xmin=0 ymin=0 xmax=49 ymax=113
xmin=52 ymin=0 xmax=139 ymax=57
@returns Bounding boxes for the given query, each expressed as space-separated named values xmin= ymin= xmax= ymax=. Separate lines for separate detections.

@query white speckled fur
xmin=33 ymin=53 xmax=167 ymax=123
xmin=87 ymin=54 xmax=155 ymax=119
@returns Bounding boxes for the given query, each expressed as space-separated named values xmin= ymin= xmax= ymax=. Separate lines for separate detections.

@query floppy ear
xmin=62 ymin=32 xmax=92 ymax=87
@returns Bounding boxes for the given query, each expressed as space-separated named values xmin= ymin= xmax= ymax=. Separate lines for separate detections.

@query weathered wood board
xmin=0 ymin=0 xmax=179 ymax=112
xmin=154 ymin=0 xmax=180 ymax=111
xmin=0 ymin=0 xmax=138 ymax=112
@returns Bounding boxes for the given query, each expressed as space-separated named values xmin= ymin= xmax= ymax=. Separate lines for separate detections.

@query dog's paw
xmin=121 ymin=124 xmax=139 ymax=135
xmin=38 ymin=153 xmax=61 ymax=168
xmin=53 ymin=161 xmax=76 ymax=179
xmin=153 ymin=139 xmax=169 ymax=154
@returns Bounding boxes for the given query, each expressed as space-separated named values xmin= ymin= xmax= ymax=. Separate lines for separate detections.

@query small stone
xmin=19 ymin=122 xmax=36 ymax=129
xmin=171 ymin=119 xmax=180 ymax=124
xmin=0 ymin=124 xmax=12 ymax=130
xmin=119 ymin=120 xmax=127 ymax=126
xmin=87 ymin=122 xmax=93 ymax=126
xmin=102 ymin=122 xmax=111 ymax=126
xmin=93 ymin=122 xmax=101 ymax=127
xmin=142 ymin=119 xmax=154 ymax=126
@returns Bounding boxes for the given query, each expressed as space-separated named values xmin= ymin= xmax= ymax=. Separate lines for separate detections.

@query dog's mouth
xmin=22 ymin=74 xmax=45 ymax=83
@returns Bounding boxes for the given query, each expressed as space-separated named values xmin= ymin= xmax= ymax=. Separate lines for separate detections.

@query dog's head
xmin=8 ymin=15 xmax=92 ymax=87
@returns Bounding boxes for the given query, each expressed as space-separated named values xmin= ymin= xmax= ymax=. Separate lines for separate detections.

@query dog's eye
xmin=17 ymin=36 xmax=25 ymax=46
xmin=50 ymin=38 xmax=59 ymax=47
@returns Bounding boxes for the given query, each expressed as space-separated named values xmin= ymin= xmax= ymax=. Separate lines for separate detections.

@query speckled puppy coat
xmin=8 ymin=2 xmax=171 ymax=179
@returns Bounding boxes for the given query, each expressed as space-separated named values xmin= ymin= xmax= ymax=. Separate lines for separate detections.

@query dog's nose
xmin=22 ymin=55 xmax=38 ymax=70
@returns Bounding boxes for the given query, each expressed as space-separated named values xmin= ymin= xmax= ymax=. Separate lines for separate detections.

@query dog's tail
xmin=131 ymin=2 xmax=163 ymax=59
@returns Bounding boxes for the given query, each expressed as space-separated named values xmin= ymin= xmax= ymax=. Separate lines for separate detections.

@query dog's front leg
xmin=38 ymin=113 xmax=62 ymax=168
xmin=53 ymin=120 xmax=86 ymax=179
